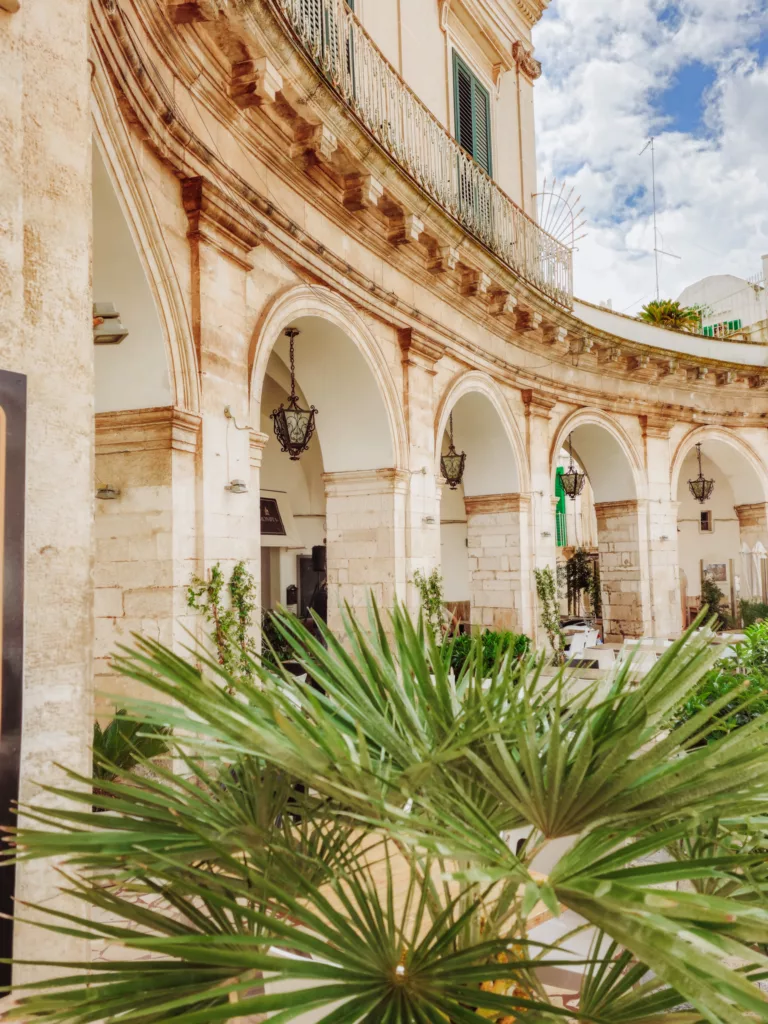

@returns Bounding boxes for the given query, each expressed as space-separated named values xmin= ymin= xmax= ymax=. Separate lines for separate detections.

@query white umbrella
xmin=753 ymin=541 xmax=767 ymax=603
xmin=741 ymin=542 xmax=755 ymax=602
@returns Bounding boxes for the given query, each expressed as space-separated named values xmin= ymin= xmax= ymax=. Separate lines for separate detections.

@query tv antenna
xmin=640 ymin=136 xmax=680 ymax=300
xmin=534 ymin=178 xmax=587 ymax=250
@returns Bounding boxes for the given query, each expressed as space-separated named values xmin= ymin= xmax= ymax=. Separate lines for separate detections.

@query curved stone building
xmin=3 ymin=0 xmax=768 ymax=978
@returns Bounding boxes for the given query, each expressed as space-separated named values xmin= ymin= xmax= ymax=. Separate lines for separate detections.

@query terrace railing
xmin=270 ymin=0 xmax=574 ymax=308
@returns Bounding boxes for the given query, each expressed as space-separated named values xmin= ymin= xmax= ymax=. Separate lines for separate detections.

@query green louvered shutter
xmin=556 ymin=467 xmax=568 ymax=548
xmin=453 ymin=52 xmax=492 ymax=176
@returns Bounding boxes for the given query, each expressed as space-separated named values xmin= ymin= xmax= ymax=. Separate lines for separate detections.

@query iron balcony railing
xmin=270 ymin=0 xmax=574 ymax=308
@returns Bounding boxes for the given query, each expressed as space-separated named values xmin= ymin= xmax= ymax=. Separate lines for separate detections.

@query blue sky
xmin=534 ymin=0 xmax=768 ymax=311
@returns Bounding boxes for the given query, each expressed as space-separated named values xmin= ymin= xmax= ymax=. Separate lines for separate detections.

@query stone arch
xmin=551 ymin=409 xmax=648 ymax=641
xmin=250 ymin=284 xmax=408 ymax=472
xmin=672 ymin=427 xmax=768 ymax=615
xmin=434 ymin=371 xmax=530 ymax=495
xmin=550 ymin=408 xmax=645 ymax=502
xmin=91 ymin=64 xmax=199 ymax=414
xmin=670 ymin=426 xmax=768 ymax=504
xmin=434 ymin=371 xmax=532 ymax=635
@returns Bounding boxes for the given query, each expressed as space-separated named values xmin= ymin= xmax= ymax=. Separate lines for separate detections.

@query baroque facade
xmin=4 ymin=0 xmax=768 ymax=980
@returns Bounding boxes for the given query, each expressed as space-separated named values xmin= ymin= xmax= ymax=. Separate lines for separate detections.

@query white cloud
xmin=533 ymin=0 xmax=768 ymax=312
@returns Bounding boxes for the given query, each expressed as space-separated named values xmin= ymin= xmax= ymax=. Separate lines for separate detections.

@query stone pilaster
xmin=735 ymin=502 xmax=768 ymax=546
xmin=182 ymin=177 xmax=264 ymax=576
xmin=93 ymin=408 xmax=201 ymax=717
xmin=595 ymin=499 xmax=651 ymax=641
xmin=523 ymin=390 xmax=557 ymax=571
xmin=9 ymin=0 xmax=93 ymax=984
xmin=323 ymin=469 xmax=409 ymax=631
xmin=642 ymin=414 xmax=682 ymax=637
xmin=464 ymin=493 xmax=532 ymax=634
xmin=399 ymin=329 xmax=445 ymax=607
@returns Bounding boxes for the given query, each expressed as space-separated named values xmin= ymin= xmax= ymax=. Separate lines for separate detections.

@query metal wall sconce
xmin=226 ymin=479 xmax=248 ymax=494
xmin=96 ymin=485 xmax=120 ymax=500
xmin=93 ymin=302 xmax=129 ymax=345
xmin=688 ymin=443 xmax=715 ymax=504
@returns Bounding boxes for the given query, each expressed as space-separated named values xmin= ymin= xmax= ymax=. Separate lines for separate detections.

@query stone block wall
xmin=595 ymin=499 xmax=647 ymax=640
xmin=465 ymin=494 xmax=531 ymax=634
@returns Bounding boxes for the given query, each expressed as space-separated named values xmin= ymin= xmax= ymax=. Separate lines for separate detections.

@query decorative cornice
xmin=323 ymin=468 xmax=410 ymax=496
xmin=512 ymin=41 xmax=542 ymax=81
xmin=642 ymin=414 xmax=674 ymax=441
xmin=522 ymin=389 xmax=557 ymax=418
xmin=398 ymin=329 xmax=447 ymax=373
xmin=249 ymin=429 xmax=270 ymax=469
xmin=182 ymin=177 xmax=266 ymax=270
xmin=735 ymin=502 xmax=768 ymax=528
xmin=594 ymin=499 xmax=641 ymax=519
xmin=95 ymin=407 xmax=201 ymax=455
xmin=464 ymin=493 xmax=531 ymax=515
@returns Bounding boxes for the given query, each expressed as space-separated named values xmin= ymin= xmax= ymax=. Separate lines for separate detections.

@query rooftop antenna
xmin=640 ymin=136 xmax=680 ymax=300
xmin=534 ymin=178 xmax=587 ymax=250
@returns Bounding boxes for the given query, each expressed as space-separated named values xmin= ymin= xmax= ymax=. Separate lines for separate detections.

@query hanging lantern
xmin=561 ymin=433 xmax=586 ymax=501
xmin=441 ymin=413 xmax=466 ymax=490
xmin=688 ymin=442 xmax=715 ymax=504
xmin=271 ymin=328 xmax=318 ymax=461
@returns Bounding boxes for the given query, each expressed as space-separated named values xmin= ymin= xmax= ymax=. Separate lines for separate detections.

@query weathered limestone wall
xmin=1 ymin=0 xmax=93 ymax=982
xmin=595 ymin=500 xmax=649 ymax=641
xmin=465 ymin=494 xmax=532 ymax=634
xmin=93 ymin=409 xmax=200 ymax=719
xmin=324 ymin=469 xmax=409 ymax=631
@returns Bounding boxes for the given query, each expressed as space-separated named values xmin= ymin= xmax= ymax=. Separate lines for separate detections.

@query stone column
xmin=93 ymin=408 xmax=200 ymax=717
xmin=643 ymin=415 xmax=682 ymax=637
xmin=182 ymin=177 xmax=265 ymax=580
xmin=523 ymin=391 xmax=557 ymax=645
xmin=595 ymin=499 xmax=651 ymax=641
xmin=399 ymin=330 xmax=445 ymax=611
xmin=464 ymin=494 xmax=532 ymax=634
xmin=323 ymin=469 xmax=409 ymax=631
xmin=6 ymin=0 xmax=93 ymax=984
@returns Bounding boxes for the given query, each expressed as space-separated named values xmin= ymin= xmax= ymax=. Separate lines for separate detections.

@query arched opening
xmin=437 ymin=387 xmax=530 ymax=636
xmin=553 ymin=417 xmax=647 ymax=642
xmin=674 ymin=433 xmax=768 ymax=628
xmin=256 ymin=314 xmax=401 ymax=632
xmin=92 ymin=145 xmax=182 ymax=719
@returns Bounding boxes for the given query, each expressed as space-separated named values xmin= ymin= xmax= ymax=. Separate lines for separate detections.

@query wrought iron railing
xmin=268 ymin=0 xmax=574 ymax=308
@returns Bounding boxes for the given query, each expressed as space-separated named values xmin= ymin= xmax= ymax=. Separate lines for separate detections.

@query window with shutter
xmin=452 ymin=52 xmax=492 ymax=176
xmin=300 ymin=0 xmax=323 ymax=50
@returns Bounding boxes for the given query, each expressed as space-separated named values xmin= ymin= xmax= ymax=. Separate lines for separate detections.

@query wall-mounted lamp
xmin=93 ymin=302 xmax=129 ymax=345
xmin=96 ymin=485 xmax=121 ymax=500
xmin=659 ymin=535 xmax=670 ymax=543
xmin=226 ymin=479 xmax=248 ymax=494
xmin=541 ymin=531 xmax=552 ymax=539
xmin=423 ymin=515 xmax=436 ymax=525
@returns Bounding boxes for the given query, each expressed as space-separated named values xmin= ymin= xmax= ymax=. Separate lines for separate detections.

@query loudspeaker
xmin=312 ymin=544 xmax=327 ymax=574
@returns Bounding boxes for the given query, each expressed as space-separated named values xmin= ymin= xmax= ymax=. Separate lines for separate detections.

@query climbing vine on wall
xmin=187 ymin=561 xmax=259 ymax=684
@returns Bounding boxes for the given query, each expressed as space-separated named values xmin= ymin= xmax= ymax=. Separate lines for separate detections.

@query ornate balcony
xmin=268 ymin=0 xmax=574 ymax=308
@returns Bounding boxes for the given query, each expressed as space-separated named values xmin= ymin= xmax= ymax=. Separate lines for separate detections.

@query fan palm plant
xmin=5 ymin=604 xmax=768 ymax=1022
xmin=638 ymin=300 xmax=702 ymax=333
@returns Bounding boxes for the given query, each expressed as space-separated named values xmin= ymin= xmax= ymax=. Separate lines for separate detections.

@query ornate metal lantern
xmin=561 ymin=433 xmax=586 ymax=501
xmin=440 ymin=413 xmax=466 ymax=490
xmin=271 ymin=328 xmax=317 ymax=461
xmin=688 ymin=442 xmax=715 ymax=504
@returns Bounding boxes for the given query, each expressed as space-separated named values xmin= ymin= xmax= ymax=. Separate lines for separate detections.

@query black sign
xmin=0 ymin=371 xmax=26 ymax=989
xmin=260 ymin=496 xmax=286 ymax=537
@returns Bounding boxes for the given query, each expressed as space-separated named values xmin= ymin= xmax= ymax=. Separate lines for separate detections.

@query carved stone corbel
xmin=428 ymin=245 xmax=459 ymax=274
xmin=438 ymin=0 xmax=450 ymax=32
xmin=542 ymin=324 xmax=568 ymax=347
xmin=512 ymin=40 xmax=542 ymax=81
xmin=462 ymin=270 xmax=491 ymax=298
xmin=182 ymin=177 xmax=265 ymax=270
xmin=389 ymin=213 xmax=425 ymax=246
xmin=344 ymin=173 xmax=384 ymax=213
xmin=569 ymin=335 xmax=595 ymax=356
xmin=229 ymin=57 xmax=283 ymax=108
xmin=490 ymin=291 xmax=517 ymax=318
xmin=515 ymin=307 xmax=543 ymax=333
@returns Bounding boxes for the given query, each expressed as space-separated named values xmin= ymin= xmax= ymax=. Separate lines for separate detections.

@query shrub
xmin=443 ymin=629 xmax=531 ymax=677
xmin=672 ymin=621 xmax=768 ymax=743
xmin=93 ymin=711 xmax=171 ymax=790
xmin=741 ymin=599 xmax=768 ymax=628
